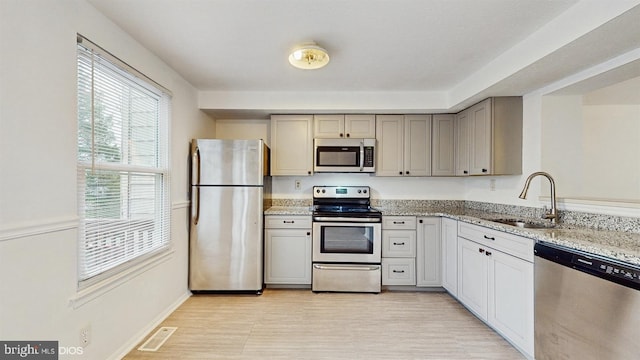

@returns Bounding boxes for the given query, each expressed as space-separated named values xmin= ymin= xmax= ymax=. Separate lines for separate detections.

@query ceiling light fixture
xmin=288 ymin=42 xmax=330 ymax=70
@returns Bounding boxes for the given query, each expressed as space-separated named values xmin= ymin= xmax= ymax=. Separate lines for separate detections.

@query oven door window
xmin=316 ymin=146 xmax=359 ymax=167
xmin=320 ymin=226 xmax=374 ymax=254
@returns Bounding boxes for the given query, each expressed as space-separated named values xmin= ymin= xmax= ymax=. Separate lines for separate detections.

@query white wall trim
xmin=552 ymin=196 xmax=640 ymax=218
xmin=0 ymin=201 xmax=190 ymax=242
xmin=69 ymin=248 xmax=175 ymax=309
xmin=107 ymin=290 xmax=191 ymax=360
xmin=0 ymin=216 xmax=78 ymax=242
xmin=172 ymin=200 xmax=190 ymax=210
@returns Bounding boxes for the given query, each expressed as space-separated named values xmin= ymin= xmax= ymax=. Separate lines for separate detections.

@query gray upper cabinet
xmin=313 ymin=114 xmax=375 ymax=138
xmin=431 ymin=114 xmax=455 ymax=176
xmin=376 ymin=114 xmax=432 ymax=177
xmin=456 ymin=97 xmax=523 ymax=176
xmin=271 ymin=114 xmax=314 ymax=176
xmin=455 ymin=109 xmax=471 ymax=176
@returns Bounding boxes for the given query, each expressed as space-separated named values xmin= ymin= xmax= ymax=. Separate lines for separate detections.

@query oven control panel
xmin=313 ymin=186 xmax=370 ymax=198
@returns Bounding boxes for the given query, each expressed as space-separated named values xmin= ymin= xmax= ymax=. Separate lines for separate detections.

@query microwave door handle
xmin=360 ymin=141 xmax=364 ymax=171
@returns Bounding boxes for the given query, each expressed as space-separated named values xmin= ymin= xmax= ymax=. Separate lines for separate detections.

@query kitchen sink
xmin=490 ymin=218 xmax=556 ymax=229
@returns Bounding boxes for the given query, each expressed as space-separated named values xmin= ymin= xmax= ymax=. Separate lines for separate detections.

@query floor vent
xmin=137 ymin=326 xmax=177 ymax=352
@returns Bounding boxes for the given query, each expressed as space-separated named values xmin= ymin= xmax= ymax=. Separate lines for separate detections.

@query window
xmin=76 ymin=35 xmax=171 ymax=287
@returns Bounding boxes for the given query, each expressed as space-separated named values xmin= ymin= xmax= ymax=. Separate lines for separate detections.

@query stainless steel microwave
xmin=313 ymin=138 xmax=376 ymax=173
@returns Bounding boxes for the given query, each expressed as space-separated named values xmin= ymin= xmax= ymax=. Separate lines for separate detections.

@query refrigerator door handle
xmin=193 ymin=186 xmax=200 ymax=225
xmin=192 ymin=146 xmax=201 ymax=186
xmin=192 ymin=146 xmax=201 ymax=225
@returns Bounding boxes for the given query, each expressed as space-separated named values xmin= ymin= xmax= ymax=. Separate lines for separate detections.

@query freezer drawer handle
xmin=283 ymin=220 xmax=295 ymax=224
xmin=393 ymin=242 xmax=405 ymax=246
xmin=484 ymin=235 xmax=495 ymax=241
xmin=313 ymin=264 xmax=380 ymax=271
xmin=392 ymin=269 xmax=405 ymax=273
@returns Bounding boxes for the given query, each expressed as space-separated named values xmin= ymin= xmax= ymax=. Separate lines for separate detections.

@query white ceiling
xmin=87 ymin=0 xmax=640 ymax=117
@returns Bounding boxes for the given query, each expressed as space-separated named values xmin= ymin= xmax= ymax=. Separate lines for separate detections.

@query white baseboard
xmin=107 ymin=290 xmax=191 ymax=360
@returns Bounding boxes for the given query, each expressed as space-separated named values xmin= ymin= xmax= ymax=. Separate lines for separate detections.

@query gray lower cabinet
xmin=441 ymin=217 xmax=458 ymax=296
xmin=264 ymin=215 xmax=312 ymax=285
xmin=416 ymin=217 xmax=442 ymax=287
xmin=381 ymin=216 xmax=417 ymax=285
xmin=456 ymin=221 xmax=534 ymax=359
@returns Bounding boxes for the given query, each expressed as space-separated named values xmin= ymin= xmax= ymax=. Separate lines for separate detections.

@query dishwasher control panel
xmin=535 ymin=242 xmax=640 ymax=291
xmin=572 ymin=254 xmax=640 ymax=286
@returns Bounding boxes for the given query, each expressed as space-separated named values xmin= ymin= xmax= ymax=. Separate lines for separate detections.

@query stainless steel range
xmin=311 ymin=186 xmax=382 ymax=293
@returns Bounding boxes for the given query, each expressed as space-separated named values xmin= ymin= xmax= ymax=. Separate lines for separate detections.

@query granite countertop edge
xmin=265 ymin=205 xmax=640 ymax=266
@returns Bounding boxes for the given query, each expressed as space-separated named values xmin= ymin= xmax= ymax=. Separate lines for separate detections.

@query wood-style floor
xmin=123 ymin=289 xmax=525 ymax=360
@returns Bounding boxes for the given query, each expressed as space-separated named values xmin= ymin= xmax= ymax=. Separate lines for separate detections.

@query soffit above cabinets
xmin=87 ymin=0 xmax=640 ymax=117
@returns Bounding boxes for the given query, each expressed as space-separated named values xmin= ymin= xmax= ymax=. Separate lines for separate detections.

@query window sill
xmin=69 ymin=248 xmax=175 ymax=309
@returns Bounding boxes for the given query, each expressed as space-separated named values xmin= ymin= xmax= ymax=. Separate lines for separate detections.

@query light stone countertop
xmin=264 ymin=206 xmax=313 ymax=216
xmin=265 ymin=204 xmax=640 ymax=266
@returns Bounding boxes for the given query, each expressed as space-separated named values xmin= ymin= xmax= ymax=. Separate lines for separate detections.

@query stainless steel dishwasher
xmin=534 ymin=242 xmax=640 ymax=360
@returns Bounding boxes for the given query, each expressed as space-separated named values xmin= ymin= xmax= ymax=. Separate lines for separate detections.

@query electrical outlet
xmin=489 ymin=179 xmax=496 ymax=191
xmin=294 ymin=179 xmax=301 ymax=190
xmin=79 ymin=324 xmax=91 ymax=347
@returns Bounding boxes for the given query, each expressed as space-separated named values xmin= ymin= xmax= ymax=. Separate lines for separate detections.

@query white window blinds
xmin=76 ymin=35 xmax=171 ymax=286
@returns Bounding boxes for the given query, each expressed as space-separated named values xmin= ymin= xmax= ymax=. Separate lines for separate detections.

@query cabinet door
xmin=457 ymin=237 xmax=488 ymax=320
xmin=375 ymin=115 xmax=404 ymax=176
xmin=432 ymin=114 xmax=455 ymax=176
xmin=382 ymin=258 xmax=416 ymax=285
xmin=271 ymin=115 xmax=313 ymax=176
xmin=455 ymin=109 xmax=470 ymax=176
xmin=404 ymin=115 xmax=432 ymax=176
xmin=441 ymin=217 xmax=458 ymax=296
xmin=345 ymin=114 xmax=376 ymax=138
xmin=469 ymin=99 xmax=492 ymax=175
xmin=313 ymin=114 xmax=345 ymax=138
xmin=416 ymin=217 xmax=441 ymax=286
xmin=488 ymin=249 xmax=534 ymax=356
xmin=382 ymin=230 xmax=416 ymax=257
xmin=264 ymin=229 xmax=312 ymax=284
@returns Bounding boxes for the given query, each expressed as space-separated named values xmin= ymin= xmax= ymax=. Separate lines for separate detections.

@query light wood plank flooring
xmin=123 ymin=289 xmax=525 ymax=359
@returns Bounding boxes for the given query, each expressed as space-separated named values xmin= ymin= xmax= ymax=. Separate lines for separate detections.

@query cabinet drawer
xmin=458 ymin=222 xmax=533 ymax=262
xmin=382 ymin=230 xmax=416 ymax=257
xmin=382 ymin=216 xmax=417 ymax=230
xmin=265 ymin=215 xmax=312 ymax=229
xmin=382 ymin=258 xmax=416 ymax=285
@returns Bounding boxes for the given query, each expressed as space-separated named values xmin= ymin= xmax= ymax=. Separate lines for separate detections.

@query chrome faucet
xmin=519 ymin=172 xmax=557 ymax=223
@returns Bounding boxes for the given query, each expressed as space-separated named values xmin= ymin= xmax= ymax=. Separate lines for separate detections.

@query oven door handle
xmin=313 ymin=216 xmax=381 ymax=223
xmin=313 ymin=264 xmax=381 ymax=271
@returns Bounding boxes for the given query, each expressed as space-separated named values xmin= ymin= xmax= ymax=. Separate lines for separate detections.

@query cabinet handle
xmin=482 ymin=168 xmax=488 ymax=173
xmin=306 ymin=232 xmax=311 ymax=236
xmin=283 ymin=220 xmax=295 ymax=224
xmin=463 ymin=170 xmax=468 ymax=174
xmin=419 ymin=219 xmax=423 ymax=223
xmin=405 ymin=171 xmax=410 ymax=175
xmin=393 ymin=270 xmax=405 ymax=273
xmin=393 ymin=221 xmax=405 ymax=224
xmin=483 ymin=235 xmax=495 ymax=241
xmin=393 ymin=242 xmax=405 ymax=246
xmin=399 ymin=171 xmax=403 ymax=175
xmin=479 ymin=248 xmax=485 ymax=253
xmin=485 ymin=251 xmax=492 ymax=256
xmin=339 ymin=133 xmax=344 ymax=137
xmin=346 ymin=133 xmax=350 ymax=138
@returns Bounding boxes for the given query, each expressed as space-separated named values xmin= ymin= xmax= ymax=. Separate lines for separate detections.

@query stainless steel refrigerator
xmin=189 ymin=139 xmax=271 ymax=293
